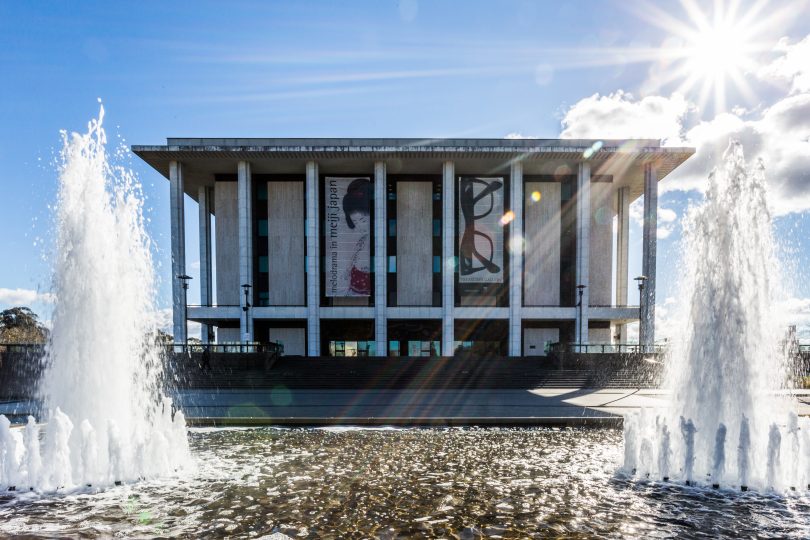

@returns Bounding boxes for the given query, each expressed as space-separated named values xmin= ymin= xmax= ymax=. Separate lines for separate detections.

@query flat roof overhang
xmin=132 ymin=137 xmax=695 ymax=208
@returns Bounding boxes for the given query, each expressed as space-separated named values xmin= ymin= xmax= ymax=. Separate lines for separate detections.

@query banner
xmin=458 ymin=176 xmax=504 ymax=283
xmin=325 ymin=177 xmax=372 ymax=296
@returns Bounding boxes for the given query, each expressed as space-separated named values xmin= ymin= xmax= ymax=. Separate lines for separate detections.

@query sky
xmin=1 ymin=0 xmax=809 ymax=338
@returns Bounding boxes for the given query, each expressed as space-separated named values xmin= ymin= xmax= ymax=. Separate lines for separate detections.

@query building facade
xmin=133 ymin=138 xmax=693 ymax=357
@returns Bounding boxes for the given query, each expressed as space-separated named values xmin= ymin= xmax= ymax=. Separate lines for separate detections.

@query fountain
xmin=0 ymin=122 xmax=809 ymax=537
xmin=623 ymin=141 xmax=798 ymax=491
xmin=0 ymin=106 xmax=190 ymax=492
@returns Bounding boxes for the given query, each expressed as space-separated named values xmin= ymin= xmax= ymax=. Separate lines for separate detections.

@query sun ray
xmin=625 ymin=0 xmax=794 ymax=113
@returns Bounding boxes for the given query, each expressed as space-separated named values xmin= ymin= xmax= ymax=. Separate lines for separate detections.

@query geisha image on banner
xmin=325 ymin=177 xmax=372 ymax=296
xmin=458 ymin=176 xmax=504 ymax=283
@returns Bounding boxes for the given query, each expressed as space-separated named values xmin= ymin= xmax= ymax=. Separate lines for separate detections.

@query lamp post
xmin=177 ymin=274 xmax=192 ymax=350
xmin=576 ymin=284 xmax=586 ymax=352
xmin=635 ymin=275 xmax=648 ymax=352
xmin=241 ymin=283 xmax=252 ymax=349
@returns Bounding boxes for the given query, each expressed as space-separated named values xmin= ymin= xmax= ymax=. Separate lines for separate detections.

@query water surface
xmin=2 ymin=427 xmax=809 ymax=538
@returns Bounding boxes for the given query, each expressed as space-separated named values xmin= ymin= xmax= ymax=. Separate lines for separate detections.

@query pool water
xmin=2 ymin=427 xmax=809 ymax=538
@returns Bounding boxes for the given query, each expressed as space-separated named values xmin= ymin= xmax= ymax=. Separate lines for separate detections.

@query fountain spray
xmin=0 ymin=106 xmax=191 ymax=492
xmin=623 ymin=142 xmax=794 ymax=491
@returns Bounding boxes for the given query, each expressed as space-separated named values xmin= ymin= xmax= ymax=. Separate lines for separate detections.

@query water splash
xmin=623 ymin=141 xmax=794 ymax=490
xmin=712 ymin=423 xmax=726 ymax=486
xmin=0 ymin=107 xmax=190 ymax=492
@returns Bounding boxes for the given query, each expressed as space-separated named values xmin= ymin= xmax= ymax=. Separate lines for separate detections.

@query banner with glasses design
xmin=325 ymin=177 xmax=372 ymax=297
xmin=458 ymin=176 xmax=504 ymax=283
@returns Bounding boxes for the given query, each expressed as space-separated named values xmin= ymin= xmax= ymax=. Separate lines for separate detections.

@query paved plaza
xmin=5 ymin=388 xmax=810 ymax=426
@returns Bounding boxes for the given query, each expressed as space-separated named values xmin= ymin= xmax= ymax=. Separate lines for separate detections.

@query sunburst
xmin=634 ymin=0 xmax=794 ymax=112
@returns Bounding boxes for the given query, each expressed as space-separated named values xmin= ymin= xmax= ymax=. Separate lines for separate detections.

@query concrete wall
xmin=524 ymin=182 xmax=561 ymax=306
xmin=523 ymin=327 xmax=559 ymax=356
xmin=267 ymin=327 xmax=306 ymax=356
xmin=589 ymin=181 xmax=613 ymax=306
xmin=218 ymin=327 xmax=241 ymax=342
xmin=396 ymin=181 xmax=433 ymax=306
xmin=589 ymin=326 xmax=613 ymax=344
xmin=268 ymin=181 xmax=306 ymax=305
xmin=215 ymin=181 xmax=239 ymax=305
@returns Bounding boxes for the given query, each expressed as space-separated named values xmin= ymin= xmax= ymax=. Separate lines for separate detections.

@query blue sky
xmin=1 ymin=0 xmax=809 ymax=336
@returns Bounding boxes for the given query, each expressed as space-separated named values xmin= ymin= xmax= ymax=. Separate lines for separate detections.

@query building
xmin=133 ymin=138 xmax=693 ymax=357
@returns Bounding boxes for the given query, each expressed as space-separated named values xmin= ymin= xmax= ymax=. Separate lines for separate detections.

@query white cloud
xmin=504 ymin=132 xmax=536 ymax=139
xmin=658 ymin=207 xmax=677 ymax=223
xmin=629 ymin=198 xmax=644 ymax=227
xmin=656 ymin=207 xmax=677 ymax=238
xmin=0 ymin=288 xmax=56 ymax=307
xmin=657 ymin=226 xmax=673 ymax=239
xmin=667 ymin=93 xmax=810 ymax=214
xmin=154 ymin=307 xmax=201 ymax=340
xmin=560 ymin=90 xmax=689 ymax=144
xmin=559 ymin=71 xmax=810 ymax=215
xmin=189 ymin=260 xmax=201 ymax=271
xmin=758 ymin=36 xmax=810 ymax=95
xmin=774 ymin=296 xmax=810 ymax=340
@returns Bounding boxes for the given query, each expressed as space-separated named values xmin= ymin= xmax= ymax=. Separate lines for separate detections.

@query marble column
xmin=374 ymin=161 xmax=388 ymax=356
xmin=575 ymin=162 xmax=591 ymax=346
xmin=169 ymin=161 xmax=187 ymax=344
xmin=615 ymin=186 xmax=630 ymax=343
xmin=198 ymin=185 xmax=213 ymax=342
xmin=508 ymin=160 xmax=524 ymax=356
xmin=641 ymin=163 xmax=658 ymax=350
xmin=306 ymin=161 xmax=321 ymax=356
xmin=238 ymin=161 xmax=253 ymax=343
xmin=441 ymin=160 xmax=455 ymax=356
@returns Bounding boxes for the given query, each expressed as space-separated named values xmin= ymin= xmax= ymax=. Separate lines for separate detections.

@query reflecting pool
xmin=2 ymin=427 xmax=810 ymax=538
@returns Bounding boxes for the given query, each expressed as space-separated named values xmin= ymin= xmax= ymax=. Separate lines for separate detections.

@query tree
xmin=0 ymin=306 xmax=49 ymax=344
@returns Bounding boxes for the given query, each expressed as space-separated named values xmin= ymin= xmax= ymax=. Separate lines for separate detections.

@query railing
xmin=587 ymin=304 xmax=641 ymax=309
xmin=1 ymin=342 xmax=283 ymax=355
xmin=0 ymin=343 xmax=46 ymax=354
xmin=165 ymin=342 xmax=284 ymax=355
xmin=548 ymin=343 xmax=667 ymax=355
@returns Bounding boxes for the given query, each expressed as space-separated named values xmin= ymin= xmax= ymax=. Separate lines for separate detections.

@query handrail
xmin=548 ymin=342 xmax=666 ymax=354
xmin=165 ymin=342 xmax=284 ymax=354
xmin=185 ymin=304 xmax=241 ymax=308
xmin=0 ymin=342 xmax=284 ymax=355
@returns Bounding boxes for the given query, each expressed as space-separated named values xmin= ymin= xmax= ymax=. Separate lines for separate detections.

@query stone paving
xmin=4 ymin=388 xmax=810 ymax=426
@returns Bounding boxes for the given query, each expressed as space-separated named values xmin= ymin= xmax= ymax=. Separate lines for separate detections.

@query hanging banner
xmin=458 ymin=176 xmax=504 ymax=283
xmin=325 ymin=177 xmax=372 ymax=296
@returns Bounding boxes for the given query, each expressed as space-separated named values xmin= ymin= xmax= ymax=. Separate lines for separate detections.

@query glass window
xmin=433 ymin=219 xmax=440 ymax=237
xmin=389 ymin=341 xmax=400 ymax=356
xmin=258 ymin=185 xmax=268 ymax=200
xmin=388 ymin=256 xmax=396 ymax=273
xmin=259 ymin=256 xmax=269 ymax=273
xmin=389 ymin=219 xmax=397 ymax=236
xmin=433 ymin=256 xmax=441 ymax=273
xmin=258 ymin=219 xmax=268 ymax=237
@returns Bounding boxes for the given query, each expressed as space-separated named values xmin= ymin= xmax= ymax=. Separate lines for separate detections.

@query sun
xmin=686 ymin=20 xmax=751 ymax=80
xmin=635 ymin=0 xmax=791 ymax=113
xmin=676 ymin=3 xmax=760 ymax=113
